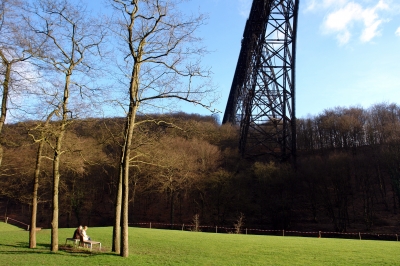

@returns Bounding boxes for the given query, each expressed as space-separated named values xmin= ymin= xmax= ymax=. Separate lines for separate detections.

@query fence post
xmin=27 ymin=225 xmax=30 ymax=231
xmin=319 ymin=231 xmax=321 ymax=238
xmin=396 ymin=234 xmax=398 ymax=241
xmin=182 ymin=224 xmax=184 ymax=231
xmin=216 ymin=226 xmax=217 ymax=233
xmin=150 ymin=222 xmax=151 ymax=229
xmin=5 ymin=217 xmax=8 ymax=224
xmin=359 ymin=232 xmax=361 ymax=240
xmin=283 ymin=230 xmax=285 ymax=236
xmin=246 ymin=228 xmax=247 ymax=235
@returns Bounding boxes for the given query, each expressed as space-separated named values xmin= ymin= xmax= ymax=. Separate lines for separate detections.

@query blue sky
xmin=77 ymin=0 xmax=400 ymax=120
xmin=179 ymin=0 xmax=400 ymax=119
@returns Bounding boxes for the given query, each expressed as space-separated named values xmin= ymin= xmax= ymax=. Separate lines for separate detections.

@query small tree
xmin=192 ymin=213 xmax=200 ymax=232
xmin=234 ymin=213 xmax=245 ymax=234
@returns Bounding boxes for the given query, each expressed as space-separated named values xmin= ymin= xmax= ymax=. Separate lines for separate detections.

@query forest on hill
xmin=2 ymin=103 xmax=400 ymax=234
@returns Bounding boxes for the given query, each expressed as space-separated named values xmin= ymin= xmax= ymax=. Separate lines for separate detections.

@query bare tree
xmin=0 ymin=0 xmax=43 ymax=166
xmin=152 ymin=136 xmax=205 ymax=227
xmin=109 ymin=0 xmax=216 ymax=257
xmin=234 ymin=212 xmax=245 ymax=234
xmin=25 ymin=0 xmax=106 ymax=251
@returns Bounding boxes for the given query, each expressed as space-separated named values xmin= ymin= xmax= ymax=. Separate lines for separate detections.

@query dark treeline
xmin=297 ymin=103 xmax=400 ymax=150
xmin=2 ymin=104 xmax=400 ymax=233
xmin=296 ymin=103 xmax=400 ymax=232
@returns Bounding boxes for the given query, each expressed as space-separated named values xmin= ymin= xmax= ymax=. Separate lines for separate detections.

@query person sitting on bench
xmin=82 ymin=225 xmax=91 ymax=241
xmin=72 ymin=225 xmax=84 ymax=246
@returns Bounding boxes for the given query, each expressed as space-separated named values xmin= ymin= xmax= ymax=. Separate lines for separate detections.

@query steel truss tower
xmin=223 ymin=0 xmax=299 ymax=162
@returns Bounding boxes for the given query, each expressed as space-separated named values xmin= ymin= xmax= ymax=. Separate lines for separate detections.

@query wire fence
xmin=5 ymin=217 xmax=30 ymax=231
xmin=128 ymin=222 xmax=400 ymax=242
xmin=4 ymin=217 xmax=399 ymax=242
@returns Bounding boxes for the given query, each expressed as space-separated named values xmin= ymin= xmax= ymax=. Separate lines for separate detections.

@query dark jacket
xmin=73 ymin=227 xmax=83 ymax=240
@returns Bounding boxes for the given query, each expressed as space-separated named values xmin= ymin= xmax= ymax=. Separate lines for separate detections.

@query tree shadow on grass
xmin=0 ymin=242 xmax=30 ymax=248
xmin=0 ymin=242 xmax=52 ymax=250
xmin=0 ymin=242 xmax=56 ymax=256
xmin=36 ymin=243 xmax=51 ymax=249
xmin=59 ymin=245 xmax=120 ymax=257
xmin=0 ymin=250 xmax=55 ymax=255
xmin=0 ymin=242 xmax=120 ymax=258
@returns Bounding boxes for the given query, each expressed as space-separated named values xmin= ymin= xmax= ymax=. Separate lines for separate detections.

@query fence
xmin=128 ymin=222 xmax=400 ymax=242
xmin=5 ymin=217 xmax=30 ymax=231
xmin=4 ymin=217 xmax=399 ymax=242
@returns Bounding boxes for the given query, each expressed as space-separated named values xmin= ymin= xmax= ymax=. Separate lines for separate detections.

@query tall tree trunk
xmin=29 ymin=140 xmax=44 ymax=248
xmin=51 ymin=138 xmax=61 ymax=252
xmin=112 ymin=165 xmax=123 ymax=253
xmin=30 ymin=110 xmax=55 ymax=248
xmin=130 ymin=179 xmax=137 ymax=221
xmin=121 ymin=153 xmax=130 ymax=257
xmin=113 ymin=115 xmax=130 ymax=253
xmin=4 ymin=198 xmax=9 ymax=222
xmin=51 ymin=74 xmax=70 ymax=252
xmin=119 ymin=45 xmax=141 ymax=256
xmin=170 ymin=190 xmax=175 ymax=228
xmin=120 ymin=103 xmax=138 ymax=257
xmin=0 ymin=57 xmax=11 ymax=167
xmin=51 ymin=133 xmax=65 ymax=252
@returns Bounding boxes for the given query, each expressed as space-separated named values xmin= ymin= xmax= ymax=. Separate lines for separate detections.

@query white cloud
xmin=324 ymin=2 xmax=362 ymax=32
xmin=360 ymin=2 xmax=388 ymax=42
xmin=322 ymin=2 xmax=362 ymax=45
xmin=321 ymin=0 xmax=390 ymax=44
xmin=396 ymin=27 xmax=400 ymax=36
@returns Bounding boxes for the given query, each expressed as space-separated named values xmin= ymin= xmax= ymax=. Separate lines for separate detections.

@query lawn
xmin=1 ymin=221 xmax=399 ymax=265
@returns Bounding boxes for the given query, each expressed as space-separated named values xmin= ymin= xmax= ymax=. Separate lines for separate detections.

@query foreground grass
xmin=1 ymin=222 xmax=400 ymax=265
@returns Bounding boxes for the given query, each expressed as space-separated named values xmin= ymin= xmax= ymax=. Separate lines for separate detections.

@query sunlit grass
xmin=1 ymin=221 xmax=399 ymax=265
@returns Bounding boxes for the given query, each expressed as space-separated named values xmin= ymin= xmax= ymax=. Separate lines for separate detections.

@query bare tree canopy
xmin=109 ymin=0 xmax=216 ymax=114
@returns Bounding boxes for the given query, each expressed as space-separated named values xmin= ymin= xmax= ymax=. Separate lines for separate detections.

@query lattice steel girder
xmin=223 ymin=0 xmax=299 ymax=161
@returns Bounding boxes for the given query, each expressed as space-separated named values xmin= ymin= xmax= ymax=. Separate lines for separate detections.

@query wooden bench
xmin=65 ymin=238 xmax=101 ymax=251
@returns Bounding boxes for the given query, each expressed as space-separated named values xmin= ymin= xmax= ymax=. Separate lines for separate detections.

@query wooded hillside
xmin=2 ymin=104 xmax=400 ymax=234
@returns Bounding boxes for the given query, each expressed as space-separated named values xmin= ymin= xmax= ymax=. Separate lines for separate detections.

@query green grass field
xmin=1 ymin=221 xmax=400 ymax=265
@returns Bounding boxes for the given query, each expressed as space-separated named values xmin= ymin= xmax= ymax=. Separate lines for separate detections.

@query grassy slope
xmin=1 ymin=222 xmax=399 ymax=265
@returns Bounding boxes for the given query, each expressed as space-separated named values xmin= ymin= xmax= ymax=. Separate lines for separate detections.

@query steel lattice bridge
xmin=222 ymin=0 xmax=299 ymax=162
